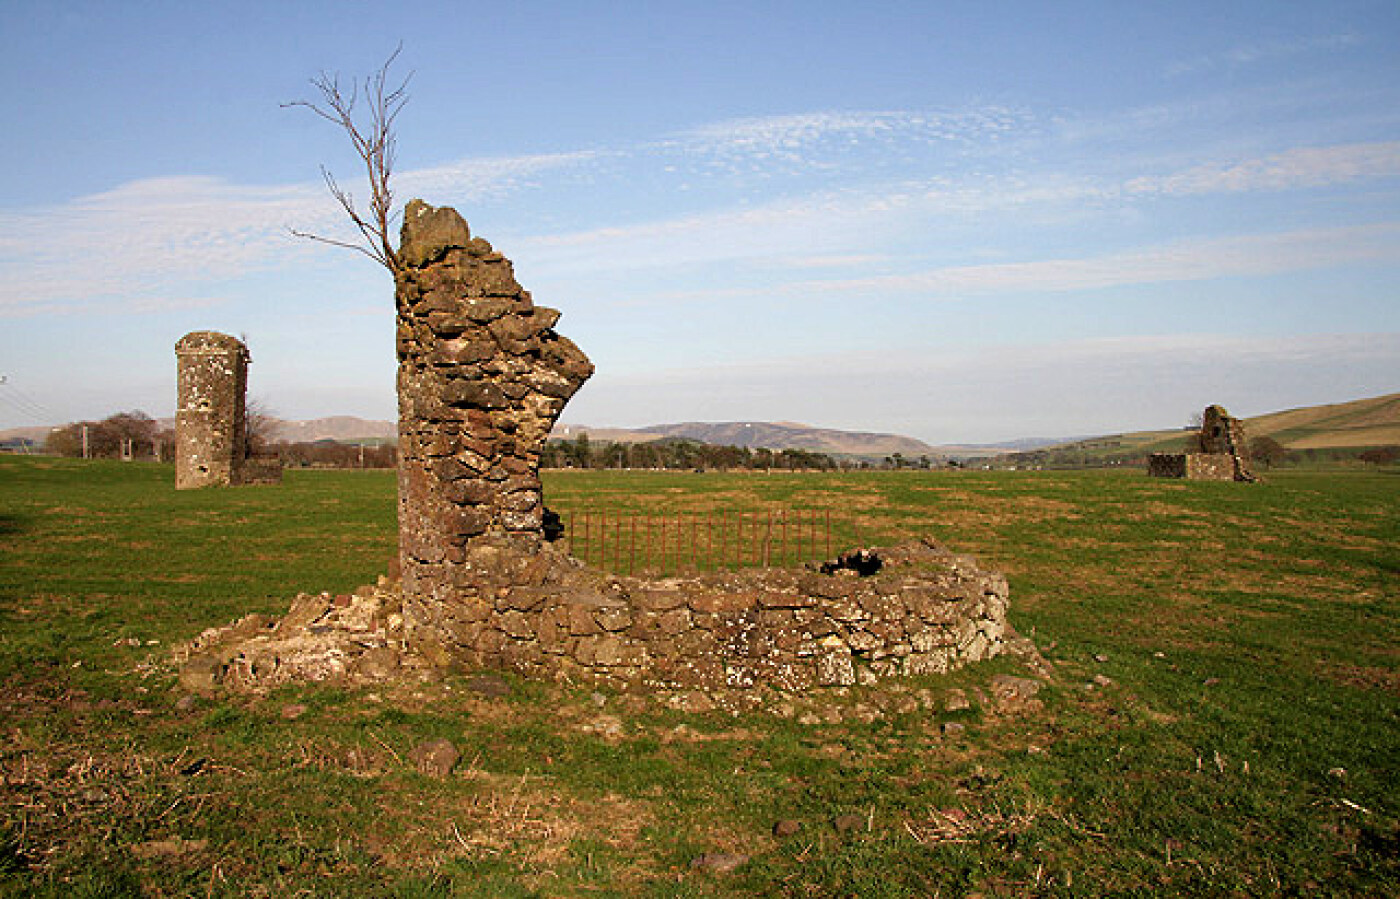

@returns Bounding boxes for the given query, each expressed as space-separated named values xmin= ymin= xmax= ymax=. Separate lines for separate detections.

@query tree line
xmin=541 ymin=434 xmax=857 ymax=471
xmin=42 ymin=409 xmax=398 ymax=469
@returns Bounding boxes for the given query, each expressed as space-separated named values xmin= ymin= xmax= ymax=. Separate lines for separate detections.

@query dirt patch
xmin=1316 ymin=662 xmax=1400 ymax=695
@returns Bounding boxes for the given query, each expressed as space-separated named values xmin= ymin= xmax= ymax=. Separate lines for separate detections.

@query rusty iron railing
xmin=555 ymin=509 xmax=836 ymax=576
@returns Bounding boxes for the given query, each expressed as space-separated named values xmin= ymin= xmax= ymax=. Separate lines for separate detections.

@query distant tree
xmin=244 ymin=397 xmax=280 ymax=456
xmin=1249 ymin=436 xmax=1288 ymax=469
xmin=46 ymin=410 xmax=158 ymax=459
xmin=1183 ymin=410 xmax=1206 ymax=452
xmin=286 ymin=46 xmax=411 ymax=274
xmin=1359 ymin=446 xmax=1400 ymax=466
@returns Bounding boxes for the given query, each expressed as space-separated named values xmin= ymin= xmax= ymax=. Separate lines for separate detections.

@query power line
xmin=0 ymin=374 xmax=57 ymax=424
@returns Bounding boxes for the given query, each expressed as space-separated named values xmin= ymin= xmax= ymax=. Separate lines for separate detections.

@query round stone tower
xmin=175 ymin=330 xmax=250 ymax=489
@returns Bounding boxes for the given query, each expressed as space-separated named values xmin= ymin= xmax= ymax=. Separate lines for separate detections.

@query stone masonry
xmin=180 ymin=537 xmax=1010 ymax=700
xmin=175 ymin=331 xmax=282 ymax=488
xmin=1148 ymin=404 xmax=1257 ymax=482
xmin=178 ymin=201 xmax=1012 ymax=701
xmin=393 ymin=200 xmax=594 ymax=634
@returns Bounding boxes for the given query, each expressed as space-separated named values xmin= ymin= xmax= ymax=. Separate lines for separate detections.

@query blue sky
xmin=1 ymin=1 xmax=1397 ymax=444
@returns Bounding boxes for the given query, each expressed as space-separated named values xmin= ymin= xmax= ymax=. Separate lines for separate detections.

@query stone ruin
xmin=174 ymin=331 xmax=282 ymax=489
xmin=1147 ymin=404 xmax=1257 ymax=482
xmin=179 ymin=202 xmax=1014 ymax=704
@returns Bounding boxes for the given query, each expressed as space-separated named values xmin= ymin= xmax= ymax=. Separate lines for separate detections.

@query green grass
xmin=1 ymin=456 xmax=1396 ymax=896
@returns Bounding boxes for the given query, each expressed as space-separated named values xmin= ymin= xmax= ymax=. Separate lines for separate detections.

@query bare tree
xmin=285 ymin=46 xmax=411 ymax=273
xmin=243 ymin=397 xmax=280 ymax=457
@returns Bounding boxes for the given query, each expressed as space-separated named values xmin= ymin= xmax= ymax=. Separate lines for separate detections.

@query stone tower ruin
xmin=175 ymin=330 xmax=281 ymax=489
xmin=178 ymin=200 xmax=1013 ymax=701
xmin=1148 ymin=404 xmax=1257 ymax=482
xmin=393 ymin=201 xmax=594 ymax=629
xmin=175 ymin=331 xmax=252 ymax=489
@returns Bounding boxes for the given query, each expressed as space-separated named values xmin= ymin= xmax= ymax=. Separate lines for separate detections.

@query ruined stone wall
xmin=1148 ymin=452 xmax=1236 ymax=480
xmin=182 ymin=537 xmax=1010 ymax=704
xmin=420 ymin=538 xmax=1008 ymax=695
xmin=1148 ymin=404 xmax=1256 ymax=482
xmin=393 ymin=201 xmax=594 ymax=636
xmin=379 ymin=201 xmax=1012 ymax=695
xmin=175 ymin=331 xmax=251 ymax=489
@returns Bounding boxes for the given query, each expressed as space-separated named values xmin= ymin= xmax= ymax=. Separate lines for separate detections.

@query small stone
xmin=989 ymin=674 xmax=1043 ymax=713
xmin=178 ymin=655 xmax=224 ymax=695
xmin=941 ymin=721 xmax=967 ymax=737
xmin=584 ymin=715 xmax=624 ymax=739
xmin=409 ymin=738 xmax=461 ymax=778
xmin=1092 ymin=674 xmax=1113 ymax=686
xmin=690 ymin=852 xmax=749 ymax=874
xmin=1093 ymin=653 xmax=1109 ymax=663
xmin=773 ymin=819 xmax=802 ymax=838
xmin=280 ymin=703 xmax=308 ymax=720
xmin=130 ymin=837 xmax=209 ymax=859
xmin=833 ymin=813 xmax=866 ymax=834
xmin=666 ymin=690 xmax=715 ymax=713
xmin=466 ymin=675 xmax=511 ymax=698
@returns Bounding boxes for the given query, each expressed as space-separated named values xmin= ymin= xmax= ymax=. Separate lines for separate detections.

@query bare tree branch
xmin=284 ymin=45 xmax=411 ymax=274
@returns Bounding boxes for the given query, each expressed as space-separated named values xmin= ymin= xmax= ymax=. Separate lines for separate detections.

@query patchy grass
xmin=0 ymin=456 xmax=1396 ymax=896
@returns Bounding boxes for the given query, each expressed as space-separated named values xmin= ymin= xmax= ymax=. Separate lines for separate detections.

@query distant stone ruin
xmin=1148 ymin=404 xmax=1257 ymax=482
xmin=174 ymin=331 xmax=282 ymax=489
xmin=179 ymin=202 xmax=1013 ymax=702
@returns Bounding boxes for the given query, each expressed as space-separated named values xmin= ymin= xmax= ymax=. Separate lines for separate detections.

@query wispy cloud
xmin=788 ymin=224 xmax=1400 ymax=298
xmin=0 ymin=152 xmax=594 ymax=318
xmin=1127 ymin=141 xmax=1400 ymax=196
xmin=1166 ymin=33 xmax=1363 ymax=77
xmin=4 ymin=105 xmax=1398 ymax=320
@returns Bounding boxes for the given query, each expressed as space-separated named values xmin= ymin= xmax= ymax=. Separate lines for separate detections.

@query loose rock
xmin=409 ymin=738 xmax=461 ymax=778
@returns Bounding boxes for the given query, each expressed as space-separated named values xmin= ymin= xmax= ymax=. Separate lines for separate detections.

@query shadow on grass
xmin=0 ymin=514 xmax=27 ymax=536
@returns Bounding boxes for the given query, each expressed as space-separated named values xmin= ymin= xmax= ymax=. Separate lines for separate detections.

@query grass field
xmin=1 ymin=455 xmax=1396 ymax=896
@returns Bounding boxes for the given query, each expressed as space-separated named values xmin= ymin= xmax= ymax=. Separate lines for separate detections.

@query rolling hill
xmin=551 ymin=421 xmax=940 ymax=459
xmin=1006 ymin=391 xmax=1400 ymax=465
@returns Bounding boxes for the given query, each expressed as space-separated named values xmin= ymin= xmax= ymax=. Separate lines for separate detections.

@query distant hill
xmin=1246 ymin=393 xmax=1400 ymax=449
xmin=268 ymin=416 xmax=397 ymax=443
xmin=151 ymin=415 xmax=396 ymax=443
xmin=552 ymin=421 xmax=940 ymax=459
xmin=1014 ymin=391 xmax=1400 ymax=464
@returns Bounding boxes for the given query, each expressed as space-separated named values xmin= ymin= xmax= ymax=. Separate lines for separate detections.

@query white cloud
xmin=396 ymin=150 xmax=601 ymax=202
xmin=786 ymin=224 xmax=1400 ymax=298
xmin=0 ymin=151 xmax=594 ymax=318
xmin=1126 ymin=141 xmax=1400 ymax=196
xmin=1166 ymin=33 xmax=1363 ymax=77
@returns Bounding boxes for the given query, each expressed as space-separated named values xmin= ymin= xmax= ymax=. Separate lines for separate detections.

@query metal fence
xmin=555 ymin=509 xmax=837 ymax=576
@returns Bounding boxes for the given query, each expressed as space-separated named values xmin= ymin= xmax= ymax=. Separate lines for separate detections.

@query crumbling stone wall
xmin=422 ymin=538 xmax=1007 ymax=692
xmin=175 ymin=331 xmax=280 ymax=488
xmin=1148 ymin=404 xmax=1256 ymax=482
xmin=179 ymin=201 xmax=1012 ymax=701
xmin=180 ymin=537 xmax=1009 ymax=703
xmin=393 ymin=201 xmax=594 ymax=637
